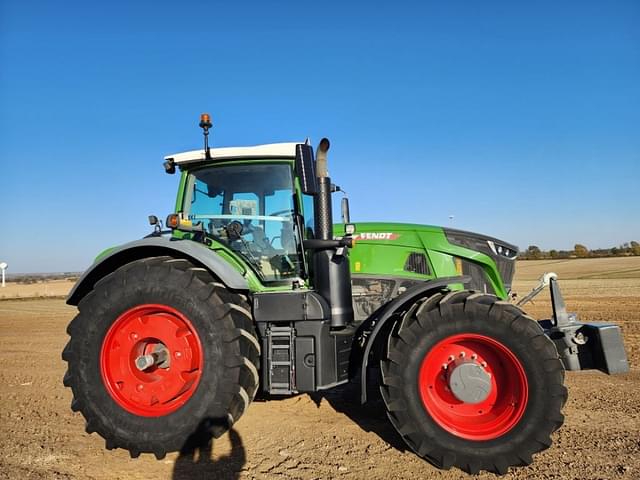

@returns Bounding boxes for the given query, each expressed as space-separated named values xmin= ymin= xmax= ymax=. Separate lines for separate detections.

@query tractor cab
xmin=163 ymin=132 xmax=355 ymax=330
xmin=182 ymin=160 xmax=305 ymax=283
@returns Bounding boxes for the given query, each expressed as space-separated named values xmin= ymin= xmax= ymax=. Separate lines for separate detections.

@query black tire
xmin=380 ymin=291 xmax=567 ymax=475
xmin=62 ymin=256 xmax=259 ymax=459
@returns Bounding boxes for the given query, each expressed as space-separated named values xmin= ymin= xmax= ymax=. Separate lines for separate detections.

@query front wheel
xmin=62 ymin=256 xmax=259 ymax=459
xmin=380 ymin=291 xmax=567 ymax=475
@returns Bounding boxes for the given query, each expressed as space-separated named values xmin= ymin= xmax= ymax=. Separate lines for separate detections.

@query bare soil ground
xmin=515 ymin=256 xmax=640 ymax=280
xmin=0 ymin=258 xmax=638 ymax=479
xmin=0 ymin=279 xmax=76 ymax=300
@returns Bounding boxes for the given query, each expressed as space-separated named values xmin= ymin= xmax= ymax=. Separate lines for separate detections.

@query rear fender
xmin=67 ymin=236 xmax=248 ymax=305
xmin=353 ymin=275 xmax=470 ymax=403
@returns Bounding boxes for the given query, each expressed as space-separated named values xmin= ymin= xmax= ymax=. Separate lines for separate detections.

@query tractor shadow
xmin=172 ymin=424 xmax=245 ymax=480
xmin=308 ymin=376 xmax=409 ymax=454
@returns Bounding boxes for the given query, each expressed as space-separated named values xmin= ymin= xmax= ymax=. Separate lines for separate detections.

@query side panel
xmin=252 ymin=290 xmax=352 ymax=393
xmin=347 ymin=229 xmax=431 ymax=280
xmin=333 ymin=222 xmax=509 ymax=300
xmin=255 ymin=319 xmax=354 ymax=394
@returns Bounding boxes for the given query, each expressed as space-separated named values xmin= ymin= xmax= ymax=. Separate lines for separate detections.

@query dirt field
xmin=0 ymin=279 xmax=76 ymax=300
xmin=515 ymin=256 xmax=640 ymax=280
xmin=0 ymin=258 xmax=638 ymax=479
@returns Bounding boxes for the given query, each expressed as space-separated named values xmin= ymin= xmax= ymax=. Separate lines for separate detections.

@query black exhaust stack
xmin=314 ymin=138 xmax=332 ymax=240
xmin=313 ymin=139 xmax=354 ymax=329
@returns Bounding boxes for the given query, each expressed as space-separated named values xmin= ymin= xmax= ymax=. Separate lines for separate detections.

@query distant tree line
xmin=519 ymin=241 xmax=640 ymax=260
xmin=13 ymin=273 xmax=80 ymax=284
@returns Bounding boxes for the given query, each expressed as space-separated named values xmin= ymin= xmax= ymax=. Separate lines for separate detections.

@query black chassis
xmin=251 ymin=275 xmax=472 ymax=398
xmin=251 ymin=276 xmax=629 ymax=401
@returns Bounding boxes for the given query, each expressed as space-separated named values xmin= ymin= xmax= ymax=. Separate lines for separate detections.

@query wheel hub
xmin=100 ymin=304 xmax=203 ymax=417
xmin=447 ymin=360 xmax=492 ymax=404
xmin=135 ymin=343 xmax=170 ymax=371
xmin=418 ymin=333 xmax=528 ymax=440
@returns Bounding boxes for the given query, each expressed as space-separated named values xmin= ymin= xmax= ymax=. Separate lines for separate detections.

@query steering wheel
xmin=225 ymin=220 xmax=245 ymax=240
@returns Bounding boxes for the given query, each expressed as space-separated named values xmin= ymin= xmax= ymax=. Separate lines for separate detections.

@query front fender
xmin=355 ymin=275 xmax=470 ymax=403
xmin=67 ymin=236 xmax=248 ymax=305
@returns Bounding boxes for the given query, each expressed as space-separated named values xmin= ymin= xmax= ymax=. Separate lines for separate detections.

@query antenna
xmin=0 ymin=262 xmax=7 ymax=288
xmin=199 ymin=113 xmax=213 ymax=160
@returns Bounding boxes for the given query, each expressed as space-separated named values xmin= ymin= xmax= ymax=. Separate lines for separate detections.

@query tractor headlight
xmin=487 ymin=240 xmax=517 ymax=259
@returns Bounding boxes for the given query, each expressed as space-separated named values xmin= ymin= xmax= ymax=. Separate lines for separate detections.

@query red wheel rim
xmin=418 ymin=333 xmax=528 ymax=440
xmin=100 ymin=304 xmax=203 ymax=417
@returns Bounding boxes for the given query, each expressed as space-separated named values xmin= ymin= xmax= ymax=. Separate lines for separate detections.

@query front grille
xmin=460 ymin=259 xmax=495 ymax=295
xmin=495 ymin=257 xmax=515 ymax=291
xmin=444 ymin=228 xmax=518 ymax=293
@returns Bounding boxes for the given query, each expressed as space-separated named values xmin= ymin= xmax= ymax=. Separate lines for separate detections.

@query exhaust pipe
xmin=314 ymin=138 xmax=332 ymax=240
xmin=312 ymin=138 xmax=353 ymax=329
xmin=316 ymin=137 xmax=330 ymax=178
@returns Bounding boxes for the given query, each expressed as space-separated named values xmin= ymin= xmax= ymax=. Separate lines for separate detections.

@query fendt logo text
xmin=353 ymin=232 xmax=399 ymax=241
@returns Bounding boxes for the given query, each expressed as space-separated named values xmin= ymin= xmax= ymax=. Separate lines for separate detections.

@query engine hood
xmin=335 ymin=222 xmax=517 ymax=254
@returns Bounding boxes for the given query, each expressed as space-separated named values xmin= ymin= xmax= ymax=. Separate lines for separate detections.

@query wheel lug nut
xmin=174 ymin=351 xmax=182 ymax=359
xmin=447 ymin=355 xmax=454 ymax=362
xmin=459 ymin=351 xmax=465 ymax=358
xmin=480 ymin=361 xmax=487 ymax=368
xmin=442 ymin=363 xmax=448 ymax=370
xmin=130 ymin=332 xmax=139 ymax=341
xmin=136 ymin=384 xmax=144 ymax=392
xmin=471 ymin=354 xmax=477 ymax=360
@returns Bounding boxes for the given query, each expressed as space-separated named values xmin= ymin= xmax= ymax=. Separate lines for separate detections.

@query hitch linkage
xmin=538 ymin=277 xmax=629 ymax=375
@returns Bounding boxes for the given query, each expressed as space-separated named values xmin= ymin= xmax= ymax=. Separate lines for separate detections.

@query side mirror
xmin=148 ymin=215 xmax=162 ymax=234
xmin=341 ymin=197 xmax=351 ymax=224
xmin=294 ymin=144 xmax=318 ymax=195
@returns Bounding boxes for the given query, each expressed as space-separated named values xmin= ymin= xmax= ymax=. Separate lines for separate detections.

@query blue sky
xmin=1 ymin=0 xmax=639 ymax=273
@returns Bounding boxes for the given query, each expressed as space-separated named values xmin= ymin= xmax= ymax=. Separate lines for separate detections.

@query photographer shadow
xmin=173 ymin=426 xmax=245 ymax=480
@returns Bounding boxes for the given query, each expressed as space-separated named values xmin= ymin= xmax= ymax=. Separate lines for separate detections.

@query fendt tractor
xmin=63 ymin=115 xmax=629 ymax=475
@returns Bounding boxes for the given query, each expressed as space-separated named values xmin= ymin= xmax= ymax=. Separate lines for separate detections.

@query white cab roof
xmin=165 ymin=142 xmax=303 ymax=165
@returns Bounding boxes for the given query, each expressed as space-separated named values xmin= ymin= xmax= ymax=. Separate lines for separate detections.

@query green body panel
xmin=337 ymin=222 xmax=509 ymax=300
xmin=174 ymin=172 xmax=189 ymax=212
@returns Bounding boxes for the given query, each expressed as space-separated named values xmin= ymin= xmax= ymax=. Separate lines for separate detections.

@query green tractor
xmin=63 ymin=116 xmax=628 ymax=474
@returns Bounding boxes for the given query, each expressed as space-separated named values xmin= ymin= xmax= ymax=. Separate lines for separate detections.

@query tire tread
xmin=379 ymin=291 xmax=566 ymax=474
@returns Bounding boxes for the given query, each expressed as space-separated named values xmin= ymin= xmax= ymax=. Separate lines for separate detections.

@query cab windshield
xmin=183 ymin=162 xmax=303 ymax=282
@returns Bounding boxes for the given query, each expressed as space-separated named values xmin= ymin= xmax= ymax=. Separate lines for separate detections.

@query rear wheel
xmin=380 ymin=291 xmax=567 ymax=474
xmin=62 ymin=256 xmax=259 ymax=458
